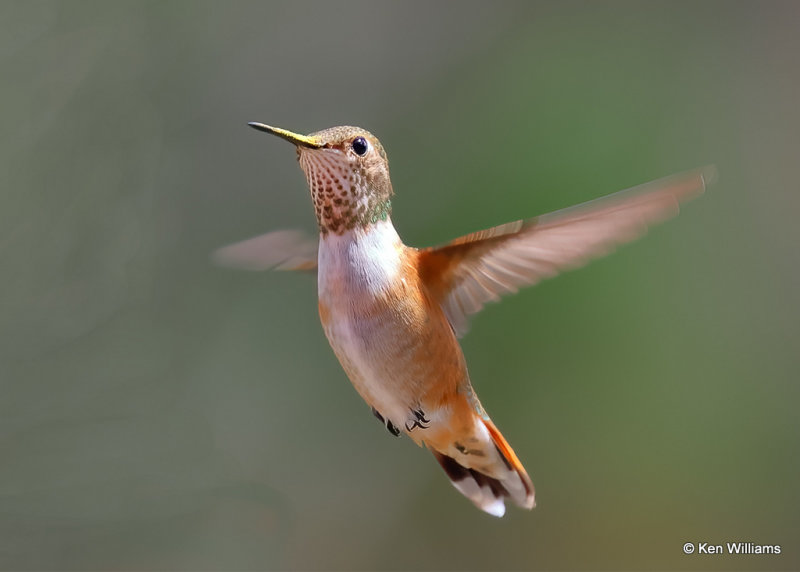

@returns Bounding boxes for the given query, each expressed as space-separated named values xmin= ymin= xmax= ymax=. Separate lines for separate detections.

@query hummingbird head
xmin=249 ymin=123 xmax=394 ymax=235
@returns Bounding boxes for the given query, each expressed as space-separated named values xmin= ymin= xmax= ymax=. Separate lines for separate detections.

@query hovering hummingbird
xmin=215 ymin=123 xmax=713 ymax=517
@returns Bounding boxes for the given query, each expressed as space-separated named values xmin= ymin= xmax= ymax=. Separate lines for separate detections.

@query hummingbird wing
xmin=418 ymin=166 xmax=715 ymax=336
xmin=212 ymin=229 xmax=318 ymax=271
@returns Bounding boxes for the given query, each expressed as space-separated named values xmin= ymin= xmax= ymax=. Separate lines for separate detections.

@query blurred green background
xmin=2 ymin=1 xmax=798 ymax=570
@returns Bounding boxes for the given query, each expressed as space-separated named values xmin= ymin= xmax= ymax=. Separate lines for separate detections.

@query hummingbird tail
xmin=430 ymin=417 xmax=535 ymax=517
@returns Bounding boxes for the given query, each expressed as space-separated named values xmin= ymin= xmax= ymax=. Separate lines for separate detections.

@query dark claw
xmin=413 ymin=409 xmax=431 ymax=424
xmin=406 ymin=408 xmax=430 ymax=431
xmin=372 ymin=408 xmax=400 ymax=437
xmin=406 ymin=420 xmax=430 ymax=432
xmin=386 ymin=419 xmax=401 ymax=437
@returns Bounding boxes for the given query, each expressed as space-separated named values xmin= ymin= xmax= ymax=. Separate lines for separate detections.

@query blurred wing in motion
xmin=418 ymin=165 xmax=716 ymax=336
xmin=212 ymin=229 xmax=318 ymax=271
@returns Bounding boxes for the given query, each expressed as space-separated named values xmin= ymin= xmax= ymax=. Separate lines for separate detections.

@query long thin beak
xmin=247 ymin=122 xmax=322 ymax=148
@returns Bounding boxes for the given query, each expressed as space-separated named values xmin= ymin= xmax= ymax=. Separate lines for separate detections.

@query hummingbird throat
xmin=299 ymin=149 xmax=392 ymax=235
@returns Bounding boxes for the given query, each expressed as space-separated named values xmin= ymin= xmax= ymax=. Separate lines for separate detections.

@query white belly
xmin=323 ymin=307 xmax=412 ymax=425
xmin=317 ymin=220 xmax=415 ymax=425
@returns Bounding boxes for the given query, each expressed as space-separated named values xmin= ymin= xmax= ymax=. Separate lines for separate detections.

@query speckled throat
xmin=297 ymin=132 xmax=393 ymax=235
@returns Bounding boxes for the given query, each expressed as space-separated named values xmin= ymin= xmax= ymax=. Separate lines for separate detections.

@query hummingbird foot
xmin=372 ymin=407 xmax=401 ymax=437
xmin=385 ymin=420 xmax=401 ymax=436
xmin=405 ymin=408 xmax=430 ymax=432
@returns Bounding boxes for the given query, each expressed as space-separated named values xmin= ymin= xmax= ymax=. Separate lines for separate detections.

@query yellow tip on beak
xmin=247 ymin=122 xmax=322 ymax=148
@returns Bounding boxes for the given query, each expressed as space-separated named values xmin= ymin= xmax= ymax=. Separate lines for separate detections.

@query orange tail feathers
xmin=431 ymin=417 xmax=535 ymax=517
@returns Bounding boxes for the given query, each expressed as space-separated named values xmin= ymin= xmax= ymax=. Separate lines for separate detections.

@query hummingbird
xmin=215 ymin=123 xmax=714 ymax=517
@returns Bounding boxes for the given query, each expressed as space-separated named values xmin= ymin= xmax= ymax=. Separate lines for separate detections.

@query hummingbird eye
xmin=351 ymin=136 xmax=369 ymax=156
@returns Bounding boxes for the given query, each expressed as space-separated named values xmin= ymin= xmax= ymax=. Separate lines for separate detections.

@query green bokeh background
xmin=2 ymin=1 xmax=798 ymax=570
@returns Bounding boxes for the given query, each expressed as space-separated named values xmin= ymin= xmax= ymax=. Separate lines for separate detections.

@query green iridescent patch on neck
xmin=368 ymin=199 xmax=392 ymax=224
